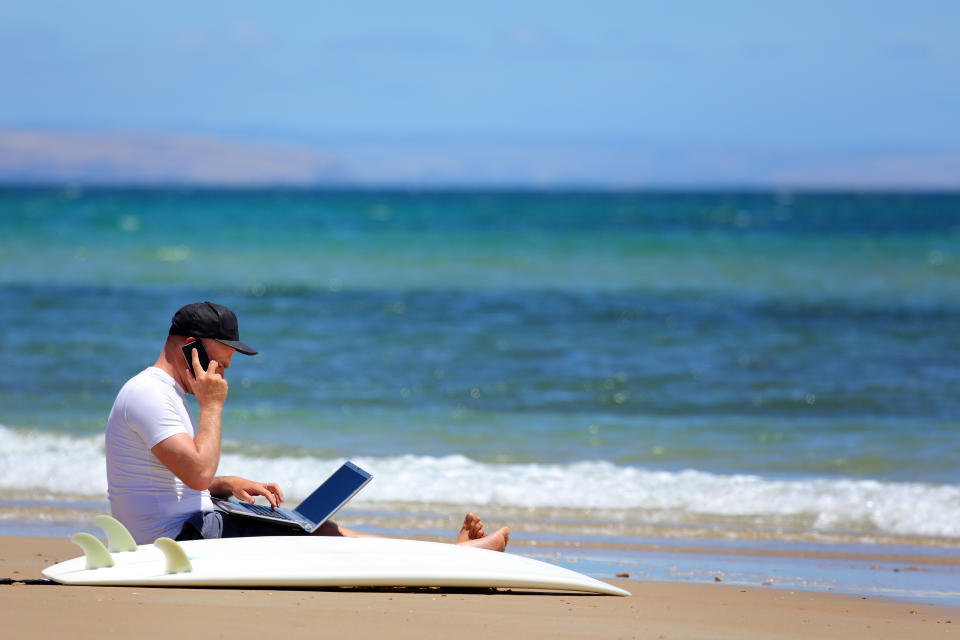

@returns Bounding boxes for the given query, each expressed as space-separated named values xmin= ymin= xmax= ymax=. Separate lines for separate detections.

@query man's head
xmin=168 ymin=301 xmax=258 ymax=355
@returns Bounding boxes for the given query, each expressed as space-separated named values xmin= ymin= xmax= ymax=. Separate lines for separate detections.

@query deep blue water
xmin=1 ymin=189 xmax=959 ymax=480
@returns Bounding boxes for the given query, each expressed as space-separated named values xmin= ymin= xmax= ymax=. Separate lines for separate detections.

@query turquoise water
xmin=1 ymin=188 xmax=959 ymax=543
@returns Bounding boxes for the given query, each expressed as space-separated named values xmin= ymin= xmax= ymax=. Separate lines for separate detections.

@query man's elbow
xmin=151 ymin=437 xmax=219 ymax=492
xmin=181 ymin=468 xmax=216 ymax=491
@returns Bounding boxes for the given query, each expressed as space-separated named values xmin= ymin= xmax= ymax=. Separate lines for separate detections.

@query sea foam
xmin=2 ymin=426 xmax=957 ymax=538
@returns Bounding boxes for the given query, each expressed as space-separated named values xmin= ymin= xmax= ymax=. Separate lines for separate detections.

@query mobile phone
xmin=181 ymin=339 xmax=211 ymax=377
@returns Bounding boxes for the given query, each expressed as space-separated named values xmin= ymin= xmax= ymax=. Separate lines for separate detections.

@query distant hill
xmin=0 ymin=129 xmax=348 ymax=186
xmin=1 ymin=128 xmax=958 ymax=190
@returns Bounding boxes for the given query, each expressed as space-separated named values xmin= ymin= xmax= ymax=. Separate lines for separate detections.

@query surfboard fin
xmin=71 ymin=532 xmax=116 ymax=570
xmin=94 ymin=515 xmax=138 ymax=552
xmin=154 ymin=537 xmax=193 ymax=574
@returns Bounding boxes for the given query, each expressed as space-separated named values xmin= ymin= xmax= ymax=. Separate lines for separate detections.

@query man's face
xmin=201 ymin=338 xmax=235 ymax=375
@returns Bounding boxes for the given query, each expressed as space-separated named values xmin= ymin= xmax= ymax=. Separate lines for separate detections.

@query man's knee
xmin=175 ymin=511 xmax=224 ymax=541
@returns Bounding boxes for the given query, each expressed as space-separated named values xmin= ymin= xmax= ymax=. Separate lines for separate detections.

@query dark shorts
xmin=175 ymin=510 xmax=311 ymax=541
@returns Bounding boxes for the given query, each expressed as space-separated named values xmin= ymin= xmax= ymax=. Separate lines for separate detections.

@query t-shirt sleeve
xmin=120 ymin=380 xmax=191 ymax=449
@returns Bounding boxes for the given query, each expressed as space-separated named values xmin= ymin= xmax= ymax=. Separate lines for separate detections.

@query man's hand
xmin=211 ymin=476 xmax=285 ymax=509
xmin=185 ymin=347 xmax=228 ymax=409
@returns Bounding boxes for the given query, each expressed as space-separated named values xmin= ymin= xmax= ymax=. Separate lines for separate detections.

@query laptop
xmin=211 ymin=461 xmax=373 ymax=533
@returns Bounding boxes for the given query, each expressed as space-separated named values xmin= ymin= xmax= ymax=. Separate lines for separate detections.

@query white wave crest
xmin=1 ymin=426 xmax=958 ymax=538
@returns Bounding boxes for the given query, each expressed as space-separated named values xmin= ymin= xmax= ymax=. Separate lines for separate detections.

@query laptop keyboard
xmin=240 ymin=503 xmax=294 ymax=520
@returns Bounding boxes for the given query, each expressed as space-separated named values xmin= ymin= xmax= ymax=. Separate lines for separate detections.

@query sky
xmin=1 ymin=1 xmax=959 ymax=187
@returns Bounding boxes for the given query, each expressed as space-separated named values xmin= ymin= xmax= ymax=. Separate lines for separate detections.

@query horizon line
xmin=2 ymin=181 xmax=959 ymax=195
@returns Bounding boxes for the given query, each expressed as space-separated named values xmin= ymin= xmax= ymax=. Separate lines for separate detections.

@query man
xmin=106 ymin=301 xmax=508 ymax=550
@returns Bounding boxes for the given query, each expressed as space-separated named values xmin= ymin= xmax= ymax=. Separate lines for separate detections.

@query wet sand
xmin=3 ymin=536 xmax=957 ymax=639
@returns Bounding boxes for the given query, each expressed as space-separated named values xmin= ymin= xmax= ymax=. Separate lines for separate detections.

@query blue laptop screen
xmin=295 ymin=461 xmax=372 ymax=523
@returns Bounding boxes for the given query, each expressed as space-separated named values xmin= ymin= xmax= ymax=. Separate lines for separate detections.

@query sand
xmin=2 ymin=536 xmax=957 ymax=640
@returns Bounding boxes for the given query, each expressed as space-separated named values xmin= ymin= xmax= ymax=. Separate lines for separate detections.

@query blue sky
xmin=1 ymin=1 xmax=958 ymax=186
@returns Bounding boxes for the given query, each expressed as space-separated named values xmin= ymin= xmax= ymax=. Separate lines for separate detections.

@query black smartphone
xmin=181 ymin=339 xmax=211 ymax=378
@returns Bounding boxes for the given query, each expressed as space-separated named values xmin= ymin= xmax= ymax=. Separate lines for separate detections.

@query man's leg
xmin=316 ymin=512 xmax=510 ymax=552
xmin=175 ymin=511 xmax=308 ymax=540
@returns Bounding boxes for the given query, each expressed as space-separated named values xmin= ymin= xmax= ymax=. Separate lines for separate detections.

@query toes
xmin=459 ymin=512 xmax=493 ymax=541
xmin=469 ymin=517 xmax=486 ymax=539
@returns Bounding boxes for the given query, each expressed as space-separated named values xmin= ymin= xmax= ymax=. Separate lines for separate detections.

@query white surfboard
xmin=42 ymin=517 xmax=630 ymax=596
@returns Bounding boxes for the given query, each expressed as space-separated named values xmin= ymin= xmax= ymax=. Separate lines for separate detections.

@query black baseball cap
xmin=168 ymin=301 xmax=258 ymax=355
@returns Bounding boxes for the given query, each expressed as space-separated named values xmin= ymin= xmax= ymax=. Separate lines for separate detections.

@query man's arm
xmin=151 ymin=348 xmax=227 ymax=490
xmin=209 ymin=476 xmax=284 ymax=508
xmin=152 ymin=439 xmax=284 ymax=507
xmin=152 ymin=432 xmax=220 ymax=490
xmin=152 ymin=347 xmax=283 ymax=507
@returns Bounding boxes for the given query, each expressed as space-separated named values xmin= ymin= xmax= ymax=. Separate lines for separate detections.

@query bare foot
xmin=459 ymin=526 xmax=509 ymax=552
xmin=457 ymin=512 xmax=487 ymax=544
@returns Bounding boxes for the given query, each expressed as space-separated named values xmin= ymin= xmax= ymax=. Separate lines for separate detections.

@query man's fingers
xmin=188 ymin=345 xmax=219 ymax=378
xmin=254 ymin=484 xmax=278 ymax=508
xmin=188 ymin=345 xmax=228 ymax=409
xmin=262 ymin=483 xmax=282 ymax=508
xmin=244 ymin=482 xmax=281 ymax=508
xmin=267 ymin=482 xmax=285 ymax=503
xmin=228 ymin=478 xmax=283 ymax=508
xmin=190 ymin=347 xmax=202 ymax=376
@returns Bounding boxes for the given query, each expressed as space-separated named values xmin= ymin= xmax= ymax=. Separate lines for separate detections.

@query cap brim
xmin=215 ymin=339 xmax=258 ymax=355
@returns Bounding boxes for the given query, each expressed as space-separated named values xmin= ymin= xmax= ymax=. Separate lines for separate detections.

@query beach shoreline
xmin=5 ymin=498 xmax=960 ymax=605
xmin=3 ymin=536 xmax=957 ymax=640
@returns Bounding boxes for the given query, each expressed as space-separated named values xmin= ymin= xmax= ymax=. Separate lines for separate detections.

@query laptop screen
xmin=296 ymin=461 xmax=373 ymax=523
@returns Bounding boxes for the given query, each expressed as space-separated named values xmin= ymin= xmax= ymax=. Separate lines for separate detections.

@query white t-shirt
xmin=105 ymin=367 xmax=213 ymax=543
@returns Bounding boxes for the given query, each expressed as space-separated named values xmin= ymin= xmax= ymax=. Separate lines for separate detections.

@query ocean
xmin=1 ymin=188 xmax=959 ymax=601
